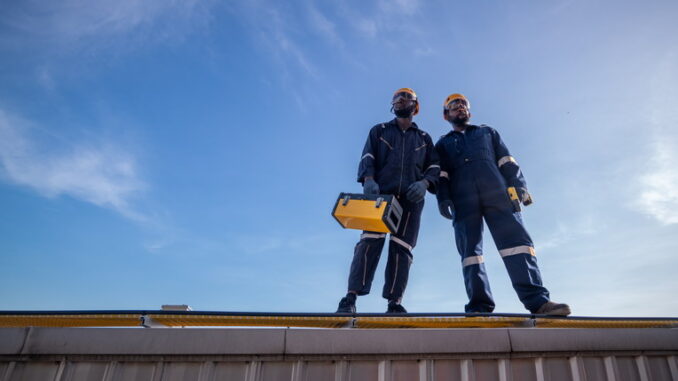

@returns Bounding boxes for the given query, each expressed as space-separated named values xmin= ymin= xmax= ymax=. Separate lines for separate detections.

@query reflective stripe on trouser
xmin=347 ymin=197 xmax=423 ymax=300
xmin=454 ymin=187 xmax=549 ymax=312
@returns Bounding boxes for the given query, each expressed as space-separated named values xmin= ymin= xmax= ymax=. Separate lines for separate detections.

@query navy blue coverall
xmin=347 ymin=119 xmax=440 ymax=302
xmin=435 ymin=124 xmax=549 ymax=313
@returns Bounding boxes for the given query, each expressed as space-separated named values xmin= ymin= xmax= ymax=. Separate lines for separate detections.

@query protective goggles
xmin=392 ymin=91 xmax=417 ymax=103
xmin=445 ymin=98 xmax=469 ymax=110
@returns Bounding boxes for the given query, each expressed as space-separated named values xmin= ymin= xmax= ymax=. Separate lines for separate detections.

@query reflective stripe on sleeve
xmin=440 ymin=171 xmax=449 ymax=179
xmin=498 ymin=156 xmax=517 ymax=167
xmin=499 ymin=245 xmax=535 ymax=257
xmin=426 ymin=164 xmax=440 ymax=171
xmin=462 ymin=256 xmax=484 ymax=267
xmin=361 ymin=233 xmax=386 ymax=240
xmin=390 ymin=236 xmax=412 ymax=252
xmin=362 ymin=153 xmax=375 ymax=160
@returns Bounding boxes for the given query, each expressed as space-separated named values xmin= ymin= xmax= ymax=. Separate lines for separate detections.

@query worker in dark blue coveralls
xmin=336 ymin=88 xmax=440 ymax=314
xmin=435 ymin=93 xmax=570 ymax=316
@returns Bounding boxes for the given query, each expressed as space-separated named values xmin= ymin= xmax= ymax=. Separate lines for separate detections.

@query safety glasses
xmin=392 ymin=92 xmax=417 ymax=104
xmin=445 ymin=98 xmax=469 ymax=110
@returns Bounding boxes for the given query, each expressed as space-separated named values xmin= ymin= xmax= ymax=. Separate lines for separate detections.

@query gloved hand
xmin=516 ymin=187 xmax=533 ymax=206
xmin=438 ymin=200 xmax=455 ymax=220
xmin=406 ymin=180 xmax=428 ymax=203
xmin=363 ymin=178 xmax=380 ymax=195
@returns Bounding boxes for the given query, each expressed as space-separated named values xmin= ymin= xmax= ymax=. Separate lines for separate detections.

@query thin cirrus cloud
xmin=633 ymin=54 xmax=678 ymax=225
xmin=634 ymin=139 xmax=678 ymax=225
xmin=0 ymin=109 xmax=146 ymax=221
xmin=0 ymin=0 xmax=213 ymax=51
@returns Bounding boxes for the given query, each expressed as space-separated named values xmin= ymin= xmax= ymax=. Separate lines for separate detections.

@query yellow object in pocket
xmin=507 ymin=187 xmax=522 ymax=213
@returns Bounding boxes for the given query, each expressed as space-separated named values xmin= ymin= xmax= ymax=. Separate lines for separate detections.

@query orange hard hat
xmin=443 ymin=93 xmax=470 ymax=110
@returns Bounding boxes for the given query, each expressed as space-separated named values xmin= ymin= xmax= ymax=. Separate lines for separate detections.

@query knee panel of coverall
xmin=483 ymin=203 xmax=534 ymax=257
xmin=348 ymin=233 xmax=385 ymax=296
xmin=394 ymin=197 xmax=423 ymax=247
xmin=381 ymin=197 xmax=422 ymax=300
xmin=451 ymin=178 xmax=484 ymax=260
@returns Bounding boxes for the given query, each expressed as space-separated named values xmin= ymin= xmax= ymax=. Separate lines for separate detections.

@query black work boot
xmin=336 ymin=293 xmax=356 ymax=313
xmin=386 ymin=300 xmax=407 ymax=314
xmin=535 ymin=301 xmax=571 ymax=316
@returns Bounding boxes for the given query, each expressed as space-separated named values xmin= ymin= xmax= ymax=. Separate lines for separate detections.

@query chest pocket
xmin=410 ymin=135 xmax=428 ymax=167
xmin=466 ymin=130 xmax=495 ymax=161
xmin=469 ymin=130 xmax=491 ymax=148
xmin=379 ymin=136 xmax=394 ymax=150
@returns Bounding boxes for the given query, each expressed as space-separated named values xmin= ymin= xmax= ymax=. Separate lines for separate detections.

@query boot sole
xmin=539 ymin=307 xmax=571 ymax=316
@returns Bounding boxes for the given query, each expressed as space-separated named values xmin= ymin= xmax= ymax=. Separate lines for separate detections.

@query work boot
xmin=386 ymin=301 xmax=407 ymax=314
xmin=336 ymin=294 xmax=356 ymax=313
xmin=535 ymin=301 xmax=571 ymax=316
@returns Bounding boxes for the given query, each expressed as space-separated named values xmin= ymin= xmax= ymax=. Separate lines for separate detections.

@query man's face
xmin=392 ymin=92 xmax=417 ymax=117
xmin=445 ymin=98 xmax=470 ymax=124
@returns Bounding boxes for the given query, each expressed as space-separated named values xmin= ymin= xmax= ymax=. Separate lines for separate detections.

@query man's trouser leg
xmin=483 ymin=199 xmax=550 ymax=312
xmin=452 ymin=184 xmax=495 ymax=313
xmin=347 ymin=232 xmax=386 ymax=295
xmin=382 ymin=198 xmax=423 ymax=301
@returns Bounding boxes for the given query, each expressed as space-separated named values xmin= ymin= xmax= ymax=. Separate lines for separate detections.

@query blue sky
xmin=1 ymin=0 xmax=676 ymax=317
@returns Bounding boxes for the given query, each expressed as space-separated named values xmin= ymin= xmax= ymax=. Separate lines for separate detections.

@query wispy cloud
xmin=379 ymin=0 xmax=420 ymax=15
xmin=306 ymin=2 xmax=342 ymax=46
xmin=633 ymin=139 xmax=678 ymax=224
xmin=355 ymin=19 xmax=378 ymax=39
xmin=538 ymin=215 xmax=601 ymax=250
xmin=228 ymin=231 xmax=344 ymax=257
xmin=232 ymin=2 xmax=319 ymax=79
xmin=0 ymin=0 xmax=213 ymax=51
xmin=0 ymin=109 xmax=145 ymax=221
xmin=631 ymin=51 xmax=678 ymax=225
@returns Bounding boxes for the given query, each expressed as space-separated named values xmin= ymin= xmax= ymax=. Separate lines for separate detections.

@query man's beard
xmin=393 ymin=105 xmax=415 ymax=118
xmin=451 ymin=114 xmax=470 ymax=125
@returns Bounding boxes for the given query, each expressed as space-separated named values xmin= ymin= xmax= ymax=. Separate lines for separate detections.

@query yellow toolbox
xmin=332 ymin=193 xmax=403 ymax=233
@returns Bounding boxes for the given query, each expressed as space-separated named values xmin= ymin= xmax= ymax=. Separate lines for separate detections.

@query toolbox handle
xmin=342 ymin=194 xmax=350 ymax=206
xmin=375 ymin=197 xmax=383 ymax=208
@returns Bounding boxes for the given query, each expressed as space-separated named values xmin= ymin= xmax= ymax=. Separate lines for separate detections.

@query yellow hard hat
xmin=443 ymin=93 xmax=470 ymax=109
xmin=392 ymin=88 xmax=419 ymax=115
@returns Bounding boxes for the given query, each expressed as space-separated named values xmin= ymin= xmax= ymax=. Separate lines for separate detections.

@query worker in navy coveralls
xmin=435 ymin=93 xmax=570 ymax=316
xmin=336 ymin=88 xmax=440 ymax=314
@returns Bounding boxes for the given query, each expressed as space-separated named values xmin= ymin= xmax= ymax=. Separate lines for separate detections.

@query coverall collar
xmin=388 ymin=118 xmax=420 ymax=132
xmin=447 ymin=124 xmax=477 ymax=136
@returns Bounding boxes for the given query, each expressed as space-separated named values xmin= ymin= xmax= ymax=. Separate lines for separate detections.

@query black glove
xmin=516 ymin=187 xmax=533 ymax=206
xmin=438 ymin=200 xmax=455 ymax=220
xmin=406 ymin=180 xmax=427 ymax=203
xmin=363 ymin=178 xmax=380 ymax=195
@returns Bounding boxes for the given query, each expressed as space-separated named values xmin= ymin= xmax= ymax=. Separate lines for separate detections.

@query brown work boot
xmin=535 ymin=301 xmax=571 ymax=316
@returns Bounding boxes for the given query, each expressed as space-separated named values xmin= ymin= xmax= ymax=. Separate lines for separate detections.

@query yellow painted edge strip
xmin=1 ymin=314 xmax=677 ymax=329
xmin=0 ymin=314 xmax=141 ymax=328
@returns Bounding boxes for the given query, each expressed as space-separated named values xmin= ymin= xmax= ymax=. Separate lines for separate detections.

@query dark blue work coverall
xmin=435 ymin=124 xmax=549 ymax=313
xmin=347 ymin=119 xmax=440 ymax=302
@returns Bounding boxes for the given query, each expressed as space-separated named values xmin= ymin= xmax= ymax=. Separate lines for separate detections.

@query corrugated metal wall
xmin=3 ymin=356 xmax=678 ymax=380
xmin=2 ymin=327 xmax=677 ymax=381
